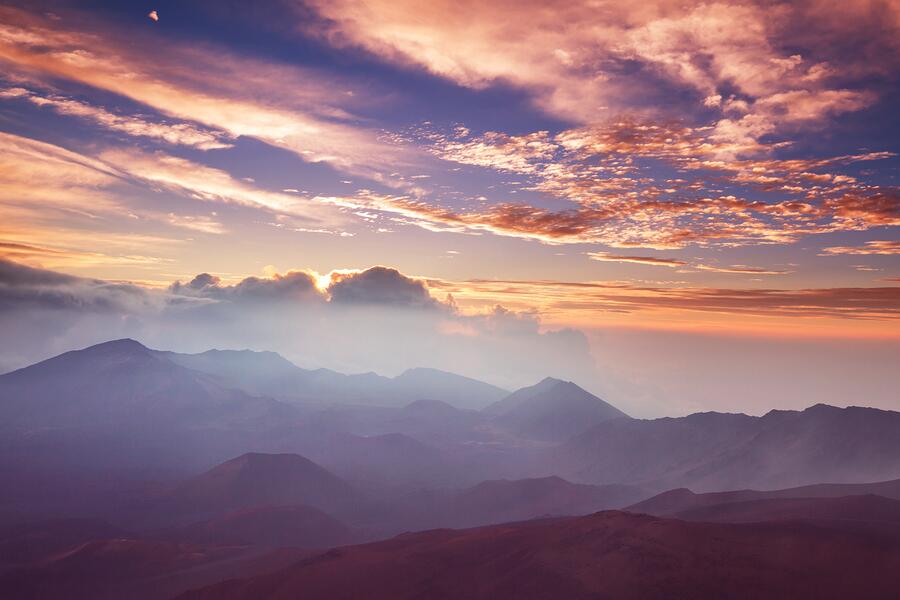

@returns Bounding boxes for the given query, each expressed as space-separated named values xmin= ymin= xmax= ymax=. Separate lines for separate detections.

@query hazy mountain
xmin=554 ymin=405 xmax=900 ymax=490
xmin=291 ymin=399 xmax=485 ymax=448
xmin=151 ymin=453 xmax=365 ymax=525
xmin=485 ymin=377 xmax=628 ymax=442
xmin=388 ymin=368 xmax=507 ymax=410
xmin=168 ymin=348 xmax=506 ymax=409
xmin=442 ymin=476 xmax=648 ymax=528
xmin=0 ymin=339 xmax=291 ymax=433
xmin=628 ymin=476 xmax=900 ymax=516
xmin=685 ymin=404 xmax=900 ymax=490
xmin=672 ymin=494 xmax=900 ymax=527
xmin=175 ymin=511 xmax=900 ymax=600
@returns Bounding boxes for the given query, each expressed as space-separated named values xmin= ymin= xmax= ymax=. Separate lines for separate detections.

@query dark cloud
xmin=0 ymin=258 xmax=150 ymax=313
xmin=169 ymin=266 xmax=440 ymax=309
xmin=328 ymin=266 xmax=438 ymax=308
xmin=170 ymin=270 xmax=321 ymax=304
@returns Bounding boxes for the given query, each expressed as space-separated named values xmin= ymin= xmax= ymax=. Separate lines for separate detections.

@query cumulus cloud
xmin=170 ymin=270 xmax=322 ymax=303
xmin=328 ymin=266 xmax=438 ymax=308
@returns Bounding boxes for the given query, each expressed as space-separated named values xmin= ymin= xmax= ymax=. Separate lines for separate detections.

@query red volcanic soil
xmin=0 ymin=538 xmax=314 ymax=600
xmin=177 ymin=511 xmax=900 ymax=600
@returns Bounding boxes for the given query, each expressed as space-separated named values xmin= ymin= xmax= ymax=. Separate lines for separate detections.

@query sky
xmin=0 ymin=0 xmax=898 ymax=416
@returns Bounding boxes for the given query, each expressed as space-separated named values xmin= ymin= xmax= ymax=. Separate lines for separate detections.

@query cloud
xmin=303 ymin=0 xmax=898 ymax=141
xmin=170 ymin=269 xmax=322 ymax=304
xmin=587 ymin=251 xmax=788 ymax=275
xmin=0 ymin=259 xmax=598 ymax=390
xmin=0 ymin=257 xmax=154 ymax=313
xmin=0 ymin=5 xmax=411 ymax=178
xmin=693 ymin=264 xmax=790 ymax=275
xmin=170 ymin=265 xmax=438 ymax=308
xmin=2 ymin=86 xmax=232 ymax=149
xmin=402 ymin=121 xmax=898 ymax=249
xmin=328 ymin=266 xmax=439 ymax=308
xmin=821 ymin=240 xmax=900 ymax=255
xmin=429 ymin=277 xmax=900 ymax=323
xmin=588 ymin=252 xmax=687 ymax=267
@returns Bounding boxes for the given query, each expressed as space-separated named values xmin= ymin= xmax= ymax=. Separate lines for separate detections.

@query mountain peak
xmin=83 ymin=338 xmax=150 ymax=354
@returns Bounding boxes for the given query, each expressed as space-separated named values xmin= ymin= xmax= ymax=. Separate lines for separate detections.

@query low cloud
xmin=0 ymin=260 xmax=597 ymax=391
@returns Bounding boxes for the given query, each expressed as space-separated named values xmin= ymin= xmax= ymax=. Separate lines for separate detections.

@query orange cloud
xmin=588 ymin=252 xmax=687 ymax=267
xmin=304 ymin=0 xmax=896 ymax=147
xmin=822 ymin=241 xmax=900 ymax=255
xmin=428 ymin=277 xmax=900 ymax=329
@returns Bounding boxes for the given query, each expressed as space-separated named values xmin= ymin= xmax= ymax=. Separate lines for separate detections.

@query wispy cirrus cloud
xmin=0 ymin=5 xmax=411 ymax=177
xmin=587 ymin=252 xmax=790 ymax=275
xmin=1 ymin=86 xmax=233 ymax=150
xmin=821 ymin=241 xmax=900 ymax=255
xmin=427 ymin=277 xmax=900 ymax=324
xmin=588 ymin=252 xmax=687 ymax=268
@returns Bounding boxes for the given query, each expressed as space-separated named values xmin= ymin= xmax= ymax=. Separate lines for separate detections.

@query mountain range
xmin=2 ymin=338 xmax=900 ymax=599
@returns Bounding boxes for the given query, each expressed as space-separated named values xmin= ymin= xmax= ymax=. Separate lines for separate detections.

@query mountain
xmin=672 ymin=494 xmax=900 ymax=528
xmin=628 ymin=476 xmax=900 ymax=516
xmin=388 ymin=368 xmax=507 ymax=410
xmin=554 ymin=405 xmax=900 ymax=490
xmin=175 ymin=510 xmax=900 ymax=600
xmin=151 ymin=453 xmax=365 ymax=525
xmin=686 ymin=404 xmax=900 ymax=490
xmin=295 ymin=399 xmax=482 ymax=441
xmin=0 ymin=537 xmax=313 ymax=600
xmin=442 ymin=476 xmax=648 ymax=528
xmin=165 ymin=504 xmax=353 ymax=549
xmin=0 ymin=339 xmax=290 ymax=433
xmin=485 ymin=377 xmax=628 ymax=442
xmin=0 ymin=518 xmax=129 ymax=567
xmin=168 ymin=348 xmax=506 ymax=409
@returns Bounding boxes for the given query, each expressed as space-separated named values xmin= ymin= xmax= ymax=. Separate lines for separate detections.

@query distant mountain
xmin=485 ymin=377 xmax=628 ymax=442
xmin=554 ymin=405 xmax=900 ymax=491
xmin=175 ymin=511 xmax=900 ymax=600
xmin=441 ymin=476 xmax=648 ymax=528
xmin=686 ymin=404 xmax=900 ymax=490
xmin=0 ymin=339 xmax=291 ymax=433
xmin=167 ymin=348 xmax=506 ymax=409
xmin=388 ymin=368 xmax=507 ymax=410
xmin=672 ymin=494 xmax=900 ymax=528
xmin=166 ymin=504 xmax=353 ymax=549
xmin=628 ymin=477 xmax=900 ymax=516
xmin=153 ymin=453 xmax=365 ymax=525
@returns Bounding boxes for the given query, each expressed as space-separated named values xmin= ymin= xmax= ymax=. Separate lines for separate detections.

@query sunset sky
xmin=0 ymin=1 xmax=898 ymax=414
